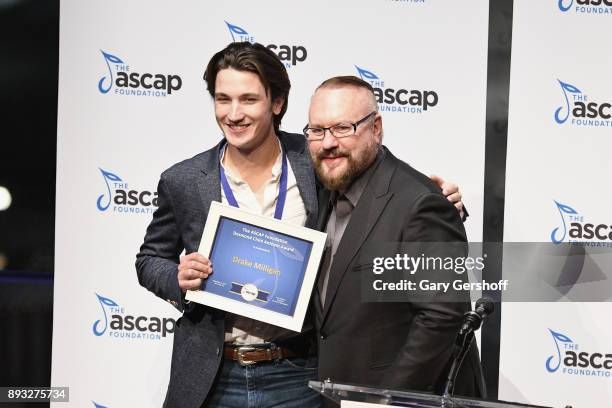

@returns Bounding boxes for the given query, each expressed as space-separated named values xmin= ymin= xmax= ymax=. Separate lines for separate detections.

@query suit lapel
xmin=280 ymin=132 xmax=318 ymax=229
xmin=319 ymin=152 xmax=397 ymax=328
xmin=313 ymin=188 xmax=332 ymax=322
xmin=316 ymin=188 xmax=332 ymax=232
xmin=194 ymin=142 xmax=222 ymax=250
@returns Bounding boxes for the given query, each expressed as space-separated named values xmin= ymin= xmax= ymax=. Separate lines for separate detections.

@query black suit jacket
xmin=135 ymin=132 xmax=318 ymax=408
xmin=313 ymin=147 xmax=485 ymax=398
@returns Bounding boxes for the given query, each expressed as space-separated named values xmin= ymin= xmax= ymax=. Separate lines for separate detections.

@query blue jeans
xmin=205 ymin=356 xmax=322 ymax=408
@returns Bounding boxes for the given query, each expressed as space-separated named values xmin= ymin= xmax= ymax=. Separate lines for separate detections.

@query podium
xmin=309 ymin=380 xmax=554 ymax=408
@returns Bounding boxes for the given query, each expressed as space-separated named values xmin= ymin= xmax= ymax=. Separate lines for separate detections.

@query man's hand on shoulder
xmin=430 ymin=174 xmax=465 ymax=221
xmin=178 ymin=252 xmax=212 ymax=294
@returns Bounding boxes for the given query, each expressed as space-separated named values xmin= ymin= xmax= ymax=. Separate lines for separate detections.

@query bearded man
xmin=305 ymin=76 xmax=485 ymax=398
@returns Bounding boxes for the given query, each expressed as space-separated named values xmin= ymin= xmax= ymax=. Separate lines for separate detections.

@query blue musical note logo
xmin=558 ymin=0 xmax=574 ymax=12
xmin=551 ymin=200 xmax=578 ymax=244
xmin=554 ymin=80 xmax=581 ymax=124
xmin=98 ymin=50 xmax=124 ymax=94
xmin=355 ymin=65 xmax=380 ymax=81
xmin=92 ymin=293 xmax=120 ymax=336
xmin=546 ymin=329 xmax=573 ymax=373
xmin=97 ymin=168 xmax=122 ymax=212
xmin=225 ymin=21 xmax=250 ymax=42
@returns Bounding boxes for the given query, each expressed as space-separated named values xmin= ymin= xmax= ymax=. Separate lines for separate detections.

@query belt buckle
xmin=236 ymin=346 xmax=257 ymax=366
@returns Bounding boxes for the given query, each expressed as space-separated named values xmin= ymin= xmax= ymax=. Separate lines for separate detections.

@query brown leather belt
xmin=224 ymin=344 xmax=299 ymax=366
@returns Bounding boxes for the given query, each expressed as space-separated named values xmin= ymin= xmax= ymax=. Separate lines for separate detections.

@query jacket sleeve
xmin=135 ymin=175 xmax=186 ymax=312
xmin=383 ymin=192 xmax=471 ymax=391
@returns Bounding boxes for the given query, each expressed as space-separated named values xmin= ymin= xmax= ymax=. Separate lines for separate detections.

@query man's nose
xmin=321 ymin=129 xmax=339 ymax=150
xmin=228 ymin=102 xmax=244 ymax=121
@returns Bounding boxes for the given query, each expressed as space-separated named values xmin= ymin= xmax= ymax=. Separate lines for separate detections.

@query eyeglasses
xmin=303 ymin=112 xmax=376 ymax=141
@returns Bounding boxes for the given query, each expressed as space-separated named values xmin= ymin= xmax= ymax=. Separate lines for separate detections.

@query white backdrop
xmin=53 ymin=1 xmax=488 ymax=406
xmin=501 ymin=1 xmax=612 ymax=407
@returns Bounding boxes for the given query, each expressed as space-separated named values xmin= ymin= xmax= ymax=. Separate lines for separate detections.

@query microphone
xmin=441 ymin=298 xmax=495 ymax=399
xmin=460 ymin=298 xmax=495 ymax=334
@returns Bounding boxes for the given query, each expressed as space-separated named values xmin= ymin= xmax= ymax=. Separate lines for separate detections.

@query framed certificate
xmin=185 ymin=201 xmax=327 ymax=332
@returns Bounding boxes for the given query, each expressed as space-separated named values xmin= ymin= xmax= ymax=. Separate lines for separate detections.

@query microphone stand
xmin=438 ymin=299 xmax=494 ymax=406
xmin=442 ymin=325 xmax=475 ymax=401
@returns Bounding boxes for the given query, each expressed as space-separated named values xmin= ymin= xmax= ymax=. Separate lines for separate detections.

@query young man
xmin=305 ymin=76 xmax=485 ymax=398
xmin=136 ymin=42 xmax=466 ymax=408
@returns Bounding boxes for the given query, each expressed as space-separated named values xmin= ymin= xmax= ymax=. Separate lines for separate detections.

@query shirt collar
xmin=219 ymin=138 xmax=284 ymax=184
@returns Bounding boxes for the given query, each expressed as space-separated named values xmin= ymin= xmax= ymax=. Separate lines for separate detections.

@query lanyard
xmin=219 ymin=146 xmax=288 ymax=220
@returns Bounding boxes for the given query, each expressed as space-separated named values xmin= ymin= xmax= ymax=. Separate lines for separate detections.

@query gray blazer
xmin=136 ymin=131 xmax=318 ymax=408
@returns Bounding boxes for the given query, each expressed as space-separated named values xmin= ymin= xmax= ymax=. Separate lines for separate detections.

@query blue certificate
xmin=186 ymin=202 xmax=326 ymax=331
xmin=204 ymin=216 xmax=313 ymax=316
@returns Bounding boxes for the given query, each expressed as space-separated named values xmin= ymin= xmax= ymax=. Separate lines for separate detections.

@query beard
xmin=312 ymin=139 xmax=379 ymax=192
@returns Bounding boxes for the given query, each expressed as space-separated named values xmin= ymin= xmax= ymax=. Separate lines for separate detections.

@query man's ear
xmin=373 ymin=113 xmax=383 ymax=144
xmin=272 ymin=97 xmax=284 ymax=115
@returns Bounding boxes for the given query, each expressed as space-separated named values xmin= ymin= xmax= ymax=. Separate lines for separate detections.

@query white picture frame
xmin=185 ymin=201 xmax=327 ymax=332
